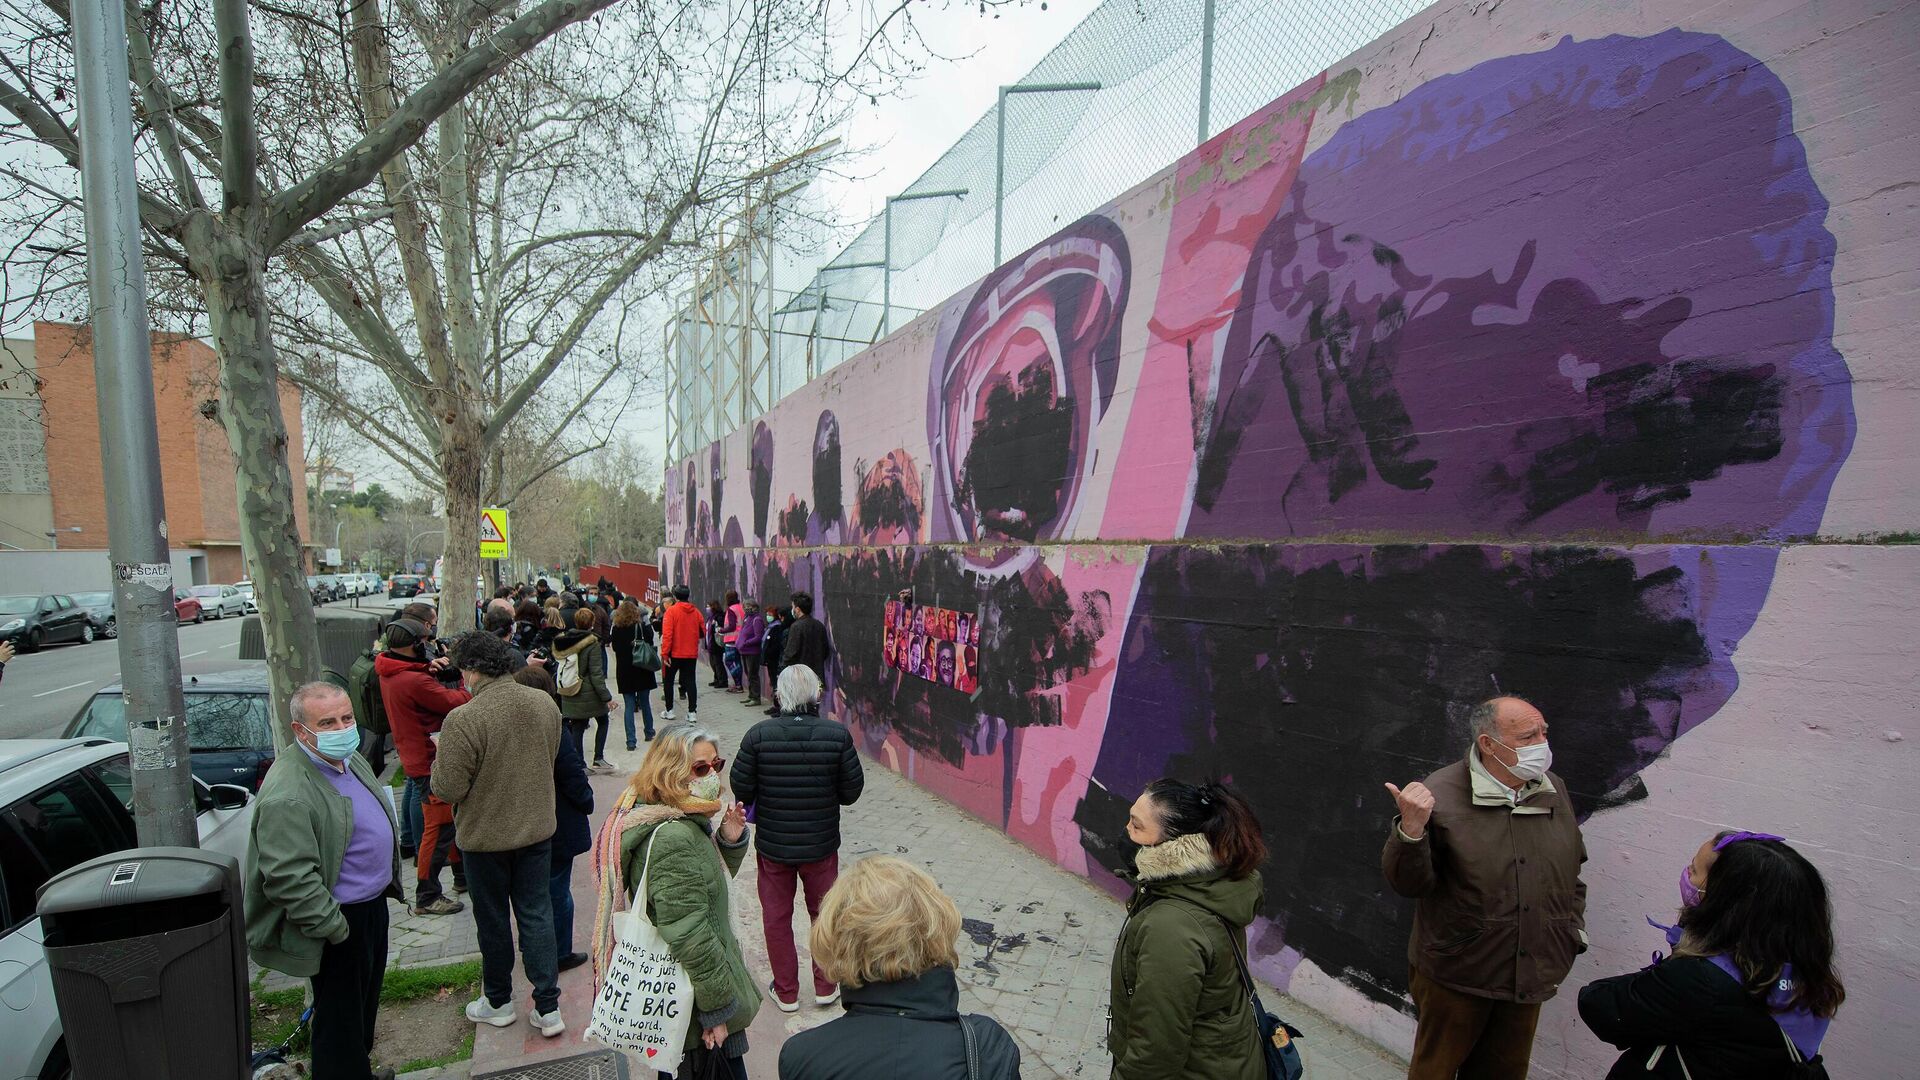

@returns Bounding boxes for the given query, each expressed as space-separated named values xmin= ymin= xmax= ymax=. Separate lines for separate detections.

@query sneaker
xmin=768 ymin=981 xmax=799 ymax=1014
xmin=466 ymin=996 xmax=516 ymax=1027
xmin=644 ymin=732 xmax=655 ymax=742
xmin=590 ymin=759 xmax=614 ymax=773
xmin=727 ymin=686 xmax=744 ymax=693
xmin=411 ymin=896 xmax=465 ymax=916
xmin=452 ymin=878 xmax=468 ymax=895
xmin=744 ymin=698 xmax=761 ymax=707
xmin=531 ymin=1007 xmax=565 ymax=1038
xmin=662 ymin=710 xmax=677 ymax=722
xmin=815 ymin=986 xmax=841 ymax=1007
xmin=626 ymin=743 xmax=638 ymax=752
xmin=687 ymin=712 xmax=698 ymax=724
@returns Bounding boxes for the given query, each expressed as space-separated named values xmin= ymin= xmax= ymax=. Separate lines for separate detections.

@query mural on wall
xmin=667 ymin=24 xmax=1857 ymax=1029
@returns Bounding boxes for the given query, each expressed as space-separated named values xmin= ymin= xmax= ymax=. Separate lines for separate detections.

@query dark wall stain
xmin=813 ymin=411 xmax=844 ymax=523
xmin=751 ymin=422 xmax=774 ymax=541
xmin=958 ymin=366 xmax=1076 ymax=544
xmin=1081 ymin=542 xmax=1716 ymax=1009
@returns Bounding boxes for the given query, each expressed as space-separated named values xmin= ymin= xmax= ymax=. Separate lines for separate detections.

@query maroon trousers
xmin=756 ymin=852 xmax=839 ymax=1001
xmin=1407 ymin=966 xmax=1542 ymax=1080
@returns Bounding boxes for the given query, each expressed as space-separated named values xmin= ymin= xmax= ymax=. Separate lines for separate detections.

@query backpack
xmin=346 ymin=650 xmax=388 ymax=735
xmin=555 ymin=649 xmax=584 ymax=696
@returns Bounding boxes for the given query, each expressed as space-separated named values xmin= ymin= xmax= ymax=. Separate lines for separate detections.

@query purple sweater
xmin=736 ymin=613 xmax=767 ymax=655
xmin=302 ymin=745 xmax=395 ymax=903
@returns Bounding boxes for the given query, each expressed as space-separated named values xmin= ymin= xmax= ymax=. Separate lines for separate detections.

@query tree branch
xmin=264 ymin=0 xmax=622 ymax=250
xmin=281 ymin=206 xmax=396 ymax=250
xmin=213 ymin=0 xmax=259 ymax=210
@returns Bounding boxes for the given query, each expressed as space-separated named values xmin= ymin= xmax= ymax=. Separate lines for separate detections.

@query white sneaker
xmin=466 ymin=996 xmax=516 ymax=1027
xmin=663 ymin=710 xmax=676 ymax=721
xmin=769 ymin=980 xmax=799 ymax=1013
xmin=531 ymin=1007 xmax=565 ymax=1038
xmin=688 ymin=712 xmax=698 ymax=724
xmin=815 ymin=986 xmax=841 ymax=1007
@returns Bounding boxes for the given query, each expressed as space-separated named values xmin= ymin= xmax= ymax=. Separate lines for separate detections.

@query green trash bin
xmin=36 ymin=847 xmax=248 ymax=1080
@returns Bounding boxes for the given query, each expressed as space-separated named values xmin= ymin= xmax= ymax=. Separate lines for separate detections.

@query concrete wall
xmin=0 ymin=337 xmax=54 ymax=551
xmin=663 ymin=3 xmax=1920 ymax=1075
xmin=0 ymin=548 xmax=210 ymax=595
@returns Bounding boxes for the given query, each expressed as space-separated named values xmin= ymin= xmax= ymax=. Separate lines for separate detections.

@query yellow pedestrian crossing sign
xmin=479 ymin=507 xmax=510 ymax=559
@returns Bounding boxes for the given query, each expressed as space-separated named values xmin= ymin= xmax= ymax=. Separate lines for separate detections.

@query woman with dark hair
xmin=1578 ymin=831 xmax=1843 ymax=1078
xmin=610 ymin=600 xmax=657 ymax=749
xmin=1107 ymin=779 xmax=1269 ymax=1080
xmin=511 ymin=600 xmax=544 ymax=655
xmin=706 ymin=600 xmax=729 ymax=688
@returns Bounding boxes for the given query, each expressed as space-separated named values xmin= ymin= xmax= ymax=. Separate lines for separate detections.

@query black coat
xmin=782 ymin=614 xmax=832 ymax=678
xmin=729 ymin=712 xmax=863 ymax=865
xmin=550 ymin=725 xmax=594 ymax=859
xmin=778 ymin=967 xmax=1020 ymax=1080
xmin=762 ymin=619 xmax=789 ymax=674
xmin=1578 ymin=956 xmax=1821 ymax=1079
xmin=609 ymin=621 xmax=657 ymax=692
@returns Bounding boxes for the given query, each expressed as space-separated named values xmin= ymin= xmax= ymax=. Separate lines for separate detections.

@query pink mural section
xmin=663 ymin=2 xmax=1920 ymax=1076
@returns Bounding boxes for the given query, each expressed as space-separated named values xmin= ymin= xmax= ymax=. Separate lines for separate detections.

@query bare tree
xmin=0 ymin=0 xmax=636 ymax=734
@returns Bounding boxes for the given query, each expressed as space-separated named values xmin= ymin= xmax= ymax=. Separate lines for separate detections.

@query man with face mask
xmin=1381 ymin=696 xmax=1588 ymax=1080
xmin=431 ymin=630 xmax=566 ymax=1036
xmin=246 ymin=683 xmax=403 ymax=1080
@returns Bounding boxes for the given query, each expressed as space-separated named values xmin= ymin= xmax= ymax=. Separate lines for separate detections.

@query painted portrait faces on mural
xmin=929 ymin=217 xmax=1131 ymax=568
xmin=1082 ymin=30 xmax=1854 ymax=1010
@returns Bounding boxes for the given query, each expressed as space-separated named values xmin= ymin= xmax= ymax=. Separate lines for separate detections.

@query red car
xmin=174 ymin=595 xmax=205 ymax=623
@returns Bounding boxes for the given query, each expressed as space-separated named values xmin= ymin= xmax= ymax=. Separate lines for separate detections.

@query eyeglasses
xmin=691 ymin=757 xmax=726 ymax=778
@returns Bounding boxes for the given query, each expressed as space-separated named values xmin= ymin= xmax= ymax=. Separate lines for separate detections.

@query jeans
xmin=622 ymin=690 xmax=654 ymax=746
xmin=659 ymin=1055 xmax=749 ymax=1080
xmin=309 ymin=897 xmax=387 ymax=1080
xmin=414 ymin=789 xmax=461 ymax=905
xmin=591 ymin=709 xmax=613 ymax=762
xmin=401 ymin=776 xmax=426 ymax=854
xmin=664 ymin=657 xmax=698 ymax=714
xmin=741 ymin=654 xmax=763 ymax=701
xmin=757 ymin=852 xmax=839 ymax=1000
xmin=549 ymin=853 xmax=577 ymax=956
xmin=464 ymin=840 xmax=560 ymax=1014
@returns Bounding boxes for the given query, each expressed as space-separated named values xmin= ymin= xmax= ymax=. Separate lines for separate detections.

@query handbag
xmin=676 ymin=1045 xmax=732 ymax=1080
xmin=1216 ymin=915 xmax=1305 ymax=1080
xmin=630 ymin=631 xmax=663 ymax=672
xmin=584 ymin=829 xmax=695 ymax=1072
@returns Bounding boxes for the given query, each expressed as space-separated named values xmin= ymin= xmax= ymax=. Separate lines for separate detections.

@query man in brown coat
xmin=1383 ymin=696 xmax=1587 ymax=1080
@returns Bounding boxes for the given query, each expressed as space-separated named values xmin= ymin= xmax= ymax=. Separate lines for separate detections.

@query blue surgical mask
xmin=301 ymin=723 xmax=362 ymax=761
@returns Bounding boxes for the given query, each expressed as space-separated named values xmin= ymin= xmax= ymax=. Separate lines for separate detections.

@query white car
xmin=186 ymin=584 xmax=249 ymax=620
xmin=0 ymin=738 xmax=254 ymax=1080
xmin=232 ymin=580 xmax=258 ymax=612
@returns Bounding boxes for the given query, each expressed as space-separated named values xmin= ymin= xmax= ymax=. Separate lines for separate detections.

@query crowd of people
xmin=240 ymin=580 xmax=1843 ymax=1080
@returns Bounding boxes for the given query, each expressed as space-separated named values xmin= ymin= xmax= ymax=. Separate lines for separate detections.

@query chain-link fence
xmin=666 ymin=0 xmax=1436 ymax=461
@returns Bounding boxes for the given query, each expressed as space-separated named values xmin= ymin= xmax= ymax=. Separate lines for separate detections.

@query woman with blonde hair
xmin=777 ymin=857 xmax=1020 ymax=1079
xmin=590 ymin=724 xmax=758 ymax=1079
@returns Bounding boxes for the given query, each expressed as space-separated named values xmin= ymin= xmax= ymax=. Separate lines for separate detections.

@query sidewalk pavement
xmin=265 ymin=678 xmax=1409 ymax=1079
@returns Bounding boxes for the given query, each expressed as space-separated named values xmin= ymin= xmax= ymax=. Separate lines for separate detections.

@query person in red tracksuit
xmin=658 ymin=583 xmax=705 ymax=723
xmin=378 ymin=617 xmax=473 ymax=915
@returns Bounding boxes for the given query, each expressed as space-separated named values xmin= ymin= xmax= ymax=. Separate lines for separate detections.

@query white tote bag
xmin=585 ymin=828 xmax=695 ymax=1072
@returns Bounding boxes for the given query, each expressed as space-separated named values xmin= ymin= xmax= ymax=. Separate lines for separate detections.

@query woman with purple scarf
xmin=1578 ymin=831 xmax=1842 ymax=1078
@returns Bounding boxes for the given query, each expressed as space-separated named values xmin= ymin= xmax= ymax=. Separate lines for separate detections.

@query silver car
xmin=232 ymin=580 xmax=258 ymax=612
xmin=0 ymin=738 xmax=254 ymax=1080
xmin=187 ymin=584 xmax=249 ymax=620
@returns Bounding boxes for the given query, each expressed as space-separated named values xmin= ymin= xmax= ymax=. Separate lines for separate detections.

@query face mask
xmin=301 ymin=723 xmax=361 ymax=761
xmin=1679 ymin=862 xmax=1704 ymax=908
xmin=689 ymin=774 xmax=723 ymax=801
xmin=1116 ymin=834 xmax=1143 ymax=874
xmin=1490 ymin=737 xmax=1552 ymax=782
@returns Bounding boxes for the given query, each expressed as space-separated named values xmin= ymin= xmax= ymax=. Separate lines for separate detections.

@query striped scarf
xmin=587 ymin=790 xmax=723 ymax=989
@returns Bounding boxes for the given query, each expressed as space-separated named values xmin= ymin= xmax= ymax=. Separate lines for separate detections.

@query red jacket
xmin=660 ymin=600 xmax=705 ymax=660
xmin=377 ymin=651 xmax=472 ymax=778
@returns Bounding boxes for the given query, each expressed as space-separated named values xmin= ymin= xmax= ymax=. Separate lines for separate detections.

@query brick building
xmin=0 ymin=322 xmax=310 ymax=587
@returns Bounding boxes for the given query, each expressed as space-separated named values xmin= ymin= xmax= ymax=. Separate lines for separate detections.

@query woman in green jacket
xmin=1109 ymin=779 xmax=1270 ymax=1080
xmin=588 ymin=724 xmax=759 ymax=1079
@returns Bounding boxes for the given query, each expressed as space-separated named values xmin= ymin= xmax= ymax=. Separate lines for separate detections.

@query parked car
xmin=70 ymin=591 xmax=116 ymax=639
xmin=0 ymin=594 xmax=95 ymax=651
xmin=65 ymin=663 xmax=276 ymax=791
xmin=316 ymin=574 xmax=347 ymax=601
xmin=233 ymin=580 xmax=258 ymax=611
xmin=305 ymin=575 xmax=331 ymax=605
xmin=361 ymin=572 xmax=383 ymax=596
xmin=174 ymin=593 xmax=204 ymax=623
xmin=186 ymin=584 xmax=249 ymax=620
xmin=388 ymin=573 xmax=425 ymax=598
xmin=0 ymin=737 xmax=253 ymax=1080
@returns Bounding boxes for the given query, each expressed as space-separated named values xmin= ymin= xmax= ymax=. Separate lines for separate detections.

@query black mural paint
xmin=682 ymin=462 xmax=697 ymax=541
xmin=1079 ymin=543 xmax=1712 ymax=1010
xmin=956 ymin=366 xmax=1076 ymax=543
xmin=778 ymin=500 xmax=811 ymax=544
xmin=751 ymin=422 xmax=774 ymax=541
xmin=709 ymin=443 xmax=724 ymax=526
xmin=813 ymin=411 xmax=844 ymax=523
xmin=855 ymin=456 xmax=920 ymax=536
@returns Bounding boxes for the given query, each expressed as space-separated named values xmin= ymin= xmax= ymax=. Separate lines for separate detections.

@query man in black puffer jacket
xmin=729 ymin=663 xmax=864 ymax=1012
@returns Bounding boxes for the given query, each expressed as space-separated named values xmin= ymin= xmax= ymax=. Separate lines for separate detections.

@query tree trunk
xmin=198 ymin=221 xmax=321 ymax=747
xmin=440 ymin=414 xmax=486 ymax=635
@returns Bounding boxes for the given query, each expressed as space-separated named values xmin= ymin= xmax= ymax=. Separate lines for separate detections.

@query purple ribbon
xmin=1712 ymin=830 xmax=1785 ymax=851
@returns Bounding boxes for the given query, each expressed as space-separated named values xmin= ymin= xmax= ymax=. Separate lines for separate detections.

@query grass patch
xmin=391 ymin=1030 xmax=475 ymax=1074
xmin=380 ymin=959 xmax=482 ymax=1003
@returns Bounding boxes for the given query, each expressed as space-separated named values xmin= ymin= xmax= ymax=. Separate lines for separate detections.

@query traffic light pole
xmin=71 ymin=0 xmax=198 ymax=845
